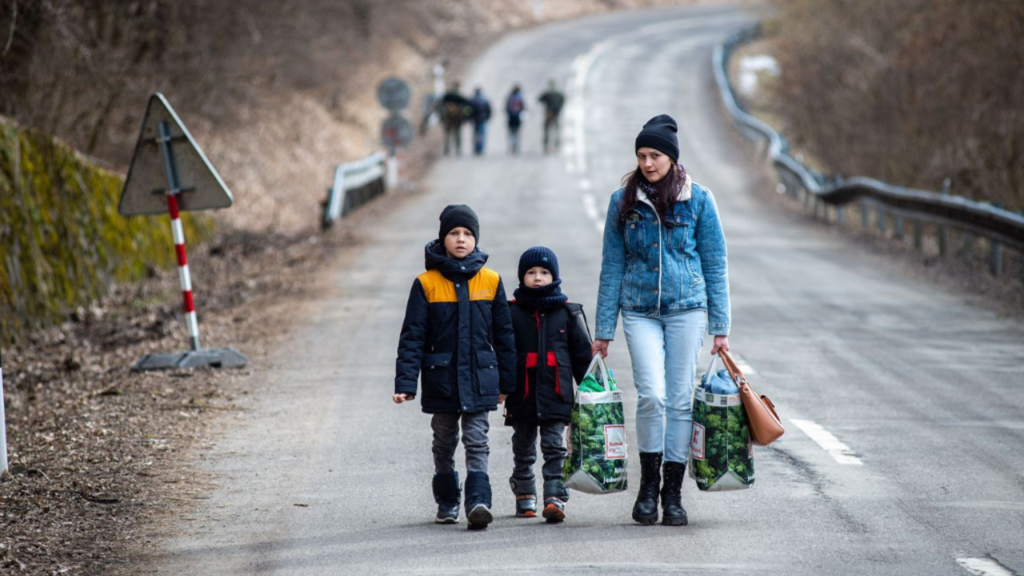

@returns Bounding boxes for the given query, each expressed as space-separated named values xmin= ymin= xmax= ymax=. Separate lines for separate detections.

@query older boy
xmin=394 ymin=204 xmax=516 ymax=529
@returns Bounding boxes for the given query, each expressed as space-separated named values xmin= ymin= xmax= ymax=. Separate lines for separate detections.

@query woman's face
xmin=636 ymin=147 xmax=673 ymax=183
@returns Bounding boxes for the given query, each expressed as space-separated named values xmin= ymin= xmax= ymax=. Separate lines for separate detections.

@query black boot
xmin=632 ymin=452 xmax=662 ymax=525
xmin=432 ymin=471 xmax=461 ymax=524
xmin=661 ymin=461 xmax=688 ymax=526
xmin=464 ymin=471 xmax=493 ymax=530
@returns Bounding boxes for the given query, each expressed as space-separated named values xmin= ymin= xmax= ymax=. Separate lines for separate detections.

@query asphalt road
xmin=149 ymin=5 xmax=1024 ymax=575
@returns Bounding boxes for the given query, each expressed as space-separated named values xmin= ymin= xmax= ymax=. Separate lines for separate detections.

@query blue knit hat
xmin=518 ymin=246 xmax=559 ymax=283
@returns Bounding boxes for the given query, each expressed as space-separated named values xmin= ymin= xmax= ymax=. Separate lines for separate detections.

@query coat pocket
xmin=555 ymin=349 xmax=574 ymax=404
xmin=476 ymin=350 xmax=500 ymax=396
xmin=421 ymin=352 xmax=453 ymax=397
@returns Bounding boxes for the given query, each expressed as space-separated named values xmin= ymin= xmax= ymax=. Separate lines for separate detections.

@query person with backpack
xmin=469 ymin=87 xmax=492 ymax=156
xmin=504 ymin=247 xmax=593 ymax=522
xmin=538 ymin=80 xmax=565 ymax=154
xmin=505 ymin=85 xmax=526 ymax=155
xmin=439 ymin=82 xmax=472 ymax=156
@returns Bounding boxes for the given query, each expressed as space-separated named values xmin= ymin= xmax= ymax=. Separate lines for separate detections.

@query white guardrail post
xmin=322 ymin=151 xmax=388 ymax=229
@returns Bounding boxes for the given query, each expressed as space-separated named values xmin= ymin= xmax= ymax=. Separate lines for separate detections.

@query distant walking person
xmin=440 ymin=82 xmax=471 ymax=156
xmin=469 ymin=87 xmax=492 ymax=156
xmin=538 ymin=80 xmax=565 ymax=154
xmin=394 ymin=204 xmax=517 ymax=529
xmin=505 ymin=85 xmax=526 ymax=155
xmin=593 ymin=115 xmax=731 ymax=527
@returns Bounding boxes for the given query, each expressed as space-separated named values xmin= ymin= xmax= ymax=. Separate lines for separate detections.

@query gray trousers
xmin=510 ymin=421 xmax=568 ymax=500
xmin=431 ymin=412 xmax=489 ymax=474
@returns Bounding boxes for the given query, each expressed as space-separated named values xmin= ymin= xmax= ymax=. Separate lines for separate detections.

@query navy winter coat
xmin=504 ymin=301 xmax=593 ymax=424
xmin=395 ymin=242 xmax=516 ymax=414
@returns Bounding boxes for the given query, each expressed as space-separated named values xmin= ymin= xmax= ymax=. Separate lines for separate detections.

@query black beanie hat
xmin=518 ymin=246 xmax=559 ymax=283
xmin=438 ymin=204 xmax=480 ymax=242
xmin=635 ymin=114 xmax=680 ymax=162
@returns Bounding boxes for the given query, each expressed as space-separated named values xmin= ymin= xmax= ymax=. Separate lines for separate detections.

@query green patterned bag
xmin=562 ymin=356 xmax=628 ymax=494
xmin=689 ymin=356 xmax=754 ymax=492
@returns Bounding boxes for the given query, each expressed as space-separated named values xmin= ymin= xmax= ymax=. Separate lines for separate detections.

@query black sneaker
xmin=435 ymin=502 xmax=460 ymax=524
xmin=515 ymin=495 xmax=537 ymax=518
xmin=466 ymin=503 xmax=493 ymax=530
xmin=541 ymin=498 xmax=565 ymax=523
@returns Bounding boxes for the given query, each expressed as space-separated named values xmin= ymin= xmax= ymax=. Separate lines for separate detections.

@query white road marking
xmin=582 ymin=194 xmax=604 ymax=234
xmin=956 ymin=557 xmax=1015 ymax=576
xmin=790 ymin=419 xmax=863 ymax=465
xmin=732 ymin=356 xmax=756 ymax=375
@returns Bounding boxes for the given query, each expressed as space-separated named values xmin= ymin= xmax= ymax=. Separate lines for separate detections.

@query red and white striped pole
xmin=167 ymin=194 xmax=200 ymax=351
xmin=158 ymin=120 xmax=200 ymax=351
xmin=1 ymin=347 xmax=8 ymax=475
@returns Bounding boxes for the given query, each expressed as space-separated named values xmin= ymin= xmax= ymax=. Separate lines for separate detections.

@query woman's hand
xmin=498 ymin=394 xmax=507 ymax=404
xmin=592 ymin=339 xmax=611 ymax=358
xmin=393 ymin=393 xmax=415 ymax=404
xmin=710 ymin=335 xmax=730 ymax=355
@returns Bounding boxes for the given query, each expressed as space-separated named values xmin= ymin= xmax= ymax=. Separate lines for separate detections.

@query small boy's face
xmin=523 ymin=266 xmax=553 ymax=288
xmin=443 ymin=227 xmax=476 ymax=259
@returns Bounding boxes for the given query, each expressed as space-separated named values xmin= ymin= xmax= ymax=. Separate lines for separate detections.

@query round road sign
xmin=377 ymin=77 xmax=411 ymax=111
xmin=381 ymin=114 xmax=414 ymax=149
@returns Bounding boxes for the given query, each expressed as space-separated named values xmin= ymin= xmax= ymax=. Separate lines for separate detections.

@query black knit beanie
xmin=518 ymin=246 xmax=559 ymax=283
xmin=438 ymin=204 xmax=480 ymax=242
xmin=635 ymin=114 xmax=679 ymax=162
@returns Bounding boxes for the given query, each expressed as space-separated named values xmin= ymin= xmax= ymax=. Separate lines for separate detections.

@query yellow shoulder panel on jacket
xmin=418 ymin=270 xmax=457 ymax=303
xmin=415 ymin=268 xmax=456 ymax=303
xmin=469 ymin=268 xmax=500 ymax=301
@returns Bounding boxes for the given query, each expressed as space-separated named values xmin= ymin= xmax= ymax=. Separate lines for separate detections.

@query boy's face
xmin=523 ymin=266 xmax=553 ymax=288
xmin=443 ymin=227 xmax=476 ymax=259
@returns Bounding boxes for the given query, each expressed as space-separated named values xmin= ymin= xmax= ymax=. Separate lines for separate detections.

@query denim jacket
xmin=595 ymin=176 xmax=730 ymax=339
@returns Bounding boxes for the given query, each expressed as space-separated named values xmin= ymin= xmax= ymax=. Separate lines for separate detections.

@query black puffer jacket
xmin=395 ymin=242 xmax=516 ymax=414
xmin=504 ymin=301 xmax=593 ymax=424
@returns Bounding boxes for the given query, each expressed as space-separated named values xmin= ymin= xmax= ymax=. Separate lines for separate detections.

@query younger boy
xmin=504 ymin=247 xmax=593 ymax=522
xmin=394 ymin=204 xmax=516 ymax=529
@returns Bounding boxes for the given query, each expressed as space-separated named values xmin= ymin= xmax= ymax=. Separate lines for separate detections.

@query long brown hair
xmin=616 ymin=163 xmax=687 ymax=230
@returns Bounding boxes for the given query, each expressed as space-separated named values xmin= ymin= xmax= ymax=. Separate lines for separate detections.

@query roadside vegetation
xmin=761 ymin=0 xmax=1024 ymax=212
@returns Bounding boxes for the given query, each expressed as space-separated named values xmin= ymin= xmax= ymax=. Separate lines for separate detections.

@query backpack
xmin=508 ymin=94 xmax=524 ymax=115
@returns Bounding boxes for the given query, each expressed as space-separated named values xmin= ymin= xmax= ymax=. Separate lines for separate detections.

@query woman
xmin=592 ymin=114 xmax=730 ymax=527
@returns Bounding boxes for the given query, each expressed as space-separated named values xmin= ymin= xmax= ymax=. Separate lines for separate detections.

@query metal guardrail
xmin=322 ymin=151 xmax=388 ymax=229
xmin=714 ymin=24 xmax=1024 ymax=275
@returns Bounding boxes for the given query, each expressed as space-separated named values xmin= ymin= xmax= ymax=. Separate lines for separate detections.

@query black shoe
xmin=542 ymin=498 xmax=565 ymax=523
xmin=432 ymin=471 xmax=461 ymax=525
xmin=465 ymin=471 xmax=493 ymax=530
xmin=661 ymin=461 xmax=688 ymax=526
xmin=632 ymin=452 xmax=662 ymax=525
xmin=515 ymin=495 xmax=538 ymax=518
xmin=435 ymin=502 xmax=460 ymax=524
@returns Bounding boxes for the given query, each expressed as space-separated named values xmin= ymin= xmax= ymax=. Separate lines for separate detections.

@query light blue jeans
xmin=622 ymin=309 xmax=707 ymax=464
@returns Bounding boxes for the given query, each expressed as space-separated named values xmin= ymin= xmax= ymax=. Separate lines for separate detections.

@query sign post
xmin=119 ymin=93 xmax=247 ymax=371
xmin=377 ymin=76 xmax=414 ymax=188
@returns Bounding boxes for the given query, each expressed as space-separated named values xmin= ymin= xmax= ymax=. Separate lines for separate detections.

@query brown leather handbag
xmin=718 ymin=350 xmax=784 ymax=446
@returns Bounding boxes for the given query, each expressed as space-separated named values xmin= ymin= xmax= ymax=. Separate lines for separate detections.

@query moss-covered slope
xmin=0 ymin=119 xmax=214 ymax=342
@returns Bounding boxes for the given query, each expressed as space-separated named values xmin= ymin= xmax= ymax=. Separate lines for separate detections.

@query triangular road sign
xmin=119 ymin=93 xmax=234 ymax=216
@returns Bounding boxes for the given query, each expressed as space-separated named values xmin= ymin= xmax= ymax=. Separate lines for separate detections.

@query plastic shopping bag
xmin=689 ymin=355 xmax=755 ymax=492
xmin=562 ymin=355 xmax=628 ymax=494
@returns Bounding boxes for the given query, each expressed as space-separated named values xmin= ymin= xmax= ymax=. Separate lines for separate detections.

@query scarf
xmin=513 ymin=280 xmax=568 ymax=310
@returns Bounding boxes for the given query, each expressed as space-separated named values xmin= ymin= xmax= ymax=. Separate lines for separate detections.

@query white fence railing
xmin=322 ymin=151 xmax=389 ymax=229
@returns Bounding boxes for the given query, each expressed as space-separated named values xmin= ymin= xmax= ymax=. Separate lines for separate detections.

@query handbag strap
xmin=718 ymin=350 xmax=746 ymax=385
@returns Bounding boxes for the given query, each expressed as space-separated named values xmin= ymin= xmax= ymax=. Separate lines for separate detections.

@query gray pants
xmin=432 ymin=412 xmax=490 ymax=474
xmin=510 ymin=421 xmax=568 ymax=500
